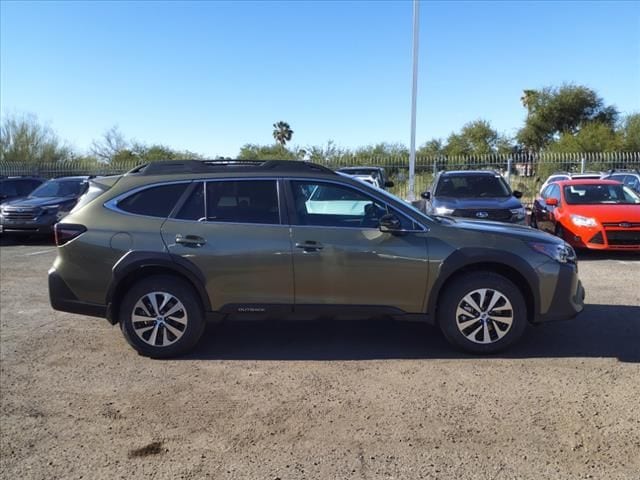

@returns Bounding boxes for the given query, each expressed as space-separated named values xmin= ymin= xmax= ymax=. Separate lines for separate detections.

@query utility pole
xmin=408 ymin=0 xmax=420 ymax=202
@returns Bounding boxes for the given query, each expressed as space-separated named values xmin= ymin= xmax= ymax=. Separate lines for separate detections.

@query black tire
xmin=529 ymin=214 xmax=537 ymax=229
xmin=119 ymin=275 xmax=205 ymax=359
xmin=438 ymin=272 xmax=527 ymax=354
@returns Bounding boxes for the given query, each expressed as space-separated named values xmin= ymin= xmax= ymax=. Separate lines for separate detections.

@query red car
xmin=531 ymin=179 xmax=640 ymax=251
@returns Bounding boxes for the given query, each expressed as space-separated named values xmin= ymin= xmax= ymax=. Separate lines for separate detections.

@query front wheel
xmin=119 ymin=275 xmax=205 ymax=358
xmin=438 ymin=272 xmax=527 ymax=354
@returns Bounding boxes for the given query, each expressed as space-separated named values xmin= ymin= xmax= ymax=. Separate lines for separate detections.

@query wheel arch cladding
xmin=106 ymin=251 xmax=211 ymax=325
xmin=428 ymin=249 xmax=539 ymax=325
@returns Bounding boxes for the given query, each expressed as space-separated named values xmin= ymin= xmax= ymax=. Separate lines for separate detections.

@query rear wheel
xmin=438 ymin=272 xmax=527 ymax=354
xmin=119 ymin=275 xmax=205 ymax=358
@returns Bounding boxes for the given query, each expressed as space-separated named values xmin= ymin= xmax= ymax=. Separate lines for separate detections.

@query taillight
xmin=54 ymin=223 xmax=87 ymax=246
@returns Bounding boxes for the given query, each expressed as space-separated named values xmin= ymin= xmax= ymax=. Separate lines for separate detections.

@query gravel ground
xmin=1 ymin=238 xmax=639 ymax=480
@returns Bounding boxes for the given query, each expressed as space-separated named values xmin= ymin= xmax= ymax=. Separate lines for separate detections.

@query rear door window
xmin=176 ymin=183 xmax=205 ymax=221
xmin=205 ymin=180 xmax=280 ymax=224
xmin=118 ymin=183 xmax=189 ymax=218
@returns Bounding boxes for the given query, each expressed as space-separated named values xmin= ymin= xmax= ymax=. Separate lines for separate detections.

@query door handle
xmin=295 ymin=241 xmax=323 ymax=252
xmin=175 ymin=234 xmax=206 ymax=247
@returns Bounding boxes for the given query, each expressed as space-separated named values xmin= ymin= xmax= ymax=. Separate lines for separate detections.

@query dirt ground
xmin=1 ymin=239 xmax=639 ymax=480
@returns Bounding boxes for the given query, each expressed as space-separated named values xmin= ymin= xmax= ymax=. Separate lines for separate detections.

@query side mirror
xmin=379 ymin=213 xmax=403 ymax=233
xmin=513 ymin=190 xmax=523 ymax=199
xmin=421 ymin=191 xmax=431 ymax=200
xmin=545 ymin=197 xmax=558 ymax=207
xmin=384 ymin=180 xmax=394 ymax=188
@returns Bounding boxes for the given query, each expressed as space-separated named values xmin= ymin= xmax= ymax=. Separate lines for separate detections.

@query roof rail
xmin=135 ymin=159 xmax=337 ymax=176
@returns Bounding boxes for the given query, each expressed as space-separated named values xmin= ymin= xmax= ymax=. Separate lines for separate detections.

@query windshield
xmin=30 ymin=179 xmax=87 ymax=198
xmin=436 ymin=174 xmax=511 ymax=198
xmin=563 ymin=184 xmax=640 ymax=205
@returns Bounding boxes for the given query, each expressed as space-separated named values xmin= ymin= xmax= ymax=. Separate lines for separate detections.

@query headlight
xmin=510 ymin=207 xmax=525 ymax=220
xmin=571 ymin=214 xmax=597 ymax=227
xmin=529 ymin=242 xmax=576 ymax=264
xmin=434 ymin=206 xmax=454 ymax=215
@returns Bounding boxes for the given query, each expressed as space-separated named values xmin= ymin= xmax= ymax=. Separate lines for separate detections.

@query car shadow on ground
xmin=184 ymin=303 xmax=640 ymax=363
xmin=577 ymin=250 xmax=639 ymax=261
xmin=0 ymin=235 xmax=54 ymax=247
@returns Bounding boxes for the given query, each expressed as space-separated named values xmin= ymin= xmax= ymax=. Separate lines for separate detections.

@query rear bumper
xmin=536 ymin=263 xmax=585 ymax=323
xmin=49 ymin=267 xmax=106 ymax=318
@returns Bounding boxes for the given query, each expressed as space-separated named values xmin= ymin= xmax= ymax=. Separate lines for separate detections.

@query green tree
xmin=238 ymin=143 xmax=297 ymax=160
xmin=517 ymin=84 xmax=618 ymax=149
xmin=0 ymin=113 xmax=72 ymax=164
xmin=443 ymin=120 xmax=512 ymax=157
xmin=272 ymin=121 xmax=294 ymax=146
xmin=417 ymin=139 xmax=445 ymax=157
xmin=548 ymin=122 xmax=620 ymax=153
xmin=620 ymin=113 xmax=640 ymax=151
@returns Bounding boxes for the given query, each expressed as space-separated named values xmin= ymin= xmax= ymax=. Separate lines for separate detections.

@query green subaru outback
xmin=49 ymin=160 xmax=585 ymax=358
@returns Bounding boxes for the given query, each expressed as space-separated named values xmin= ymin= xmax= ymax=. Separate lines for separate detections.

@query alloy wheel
xmin=131 ymin=292 xmax=188 ymax=347
xmin=455 ymin=288 xmax=514 ymax=344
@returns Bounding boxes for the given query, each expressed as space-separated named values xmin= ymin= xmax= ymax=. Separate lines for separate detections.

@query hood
xmin=2 ymin=196 xmax=77 ymax=209
xmin=564 ymin=204 xmax=640 ymax=223
xmin=433 ymin=196 xmax=522 ymax=209
xmin=446 ymin=217 xmax=562 ymax=244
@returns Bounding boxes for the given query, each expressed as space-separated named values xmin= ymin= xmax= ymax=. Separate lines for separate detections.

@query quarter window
xmin=118 ymin=183 xmax=188 ymax=218
xmin=205 ymin=180 xmax=279 ymax=224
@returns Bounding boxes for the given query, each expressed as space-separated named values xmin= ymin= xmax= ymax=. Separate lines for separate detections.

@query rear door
xmin=286 ymin=179 xmax=429 ymax=313
xmin=161 ymin=179 xmax=294 ymax=312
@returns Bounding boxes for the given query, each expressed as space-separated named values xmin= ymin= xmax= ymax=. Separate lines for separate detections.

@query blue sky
xmin=1 ymin=0 xmax=639 ymax=157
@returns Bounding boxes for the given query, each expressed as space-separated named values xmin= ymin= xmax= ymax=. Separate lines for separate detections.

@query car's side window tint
xmin=550 ymin=184 xmax=561 ymax=203
xmin=291 ymin=181 xmax=409 ymax=229
xmin=176 ymin=183 xmax=205 ymax=221
xmin=205 ymin=180 xmax=279 ymax=224
xmin=118 ymin=183 xmax=188 ymax=218
xmin=541 ymin=185 xmax=551 ymax=199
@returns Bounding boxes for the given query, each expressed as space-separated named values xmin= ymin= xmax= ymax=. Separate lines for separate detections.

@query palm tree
xmin=520 ymin=90 xmax=538 ymax=116
xmin=272 ymin=121 xmax=294 ymax=146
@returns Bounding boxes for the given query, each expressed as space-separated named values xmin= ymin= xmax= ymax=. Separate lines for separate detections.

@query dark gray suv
xmin=0 ymin=176 xmax=89 ymax=236
xmin=48 ymin=160 xmax=584 ymax=358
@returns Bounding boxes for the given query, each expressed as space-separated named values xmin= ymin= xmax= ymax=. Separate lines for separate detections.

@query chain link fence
xmin=2 ymin=152 xmax=639 ymax=206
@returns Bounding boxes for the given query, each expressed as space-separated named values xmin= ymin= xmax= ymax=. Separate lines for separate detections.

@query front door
xmin=161 ymin=179 xmax=294 ymax=312
xmin=287 ymin=180 xmax=429 ymax=313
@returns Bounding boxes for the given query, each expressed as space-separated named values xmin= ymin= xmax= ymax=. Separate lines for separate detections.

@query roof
xmin=132 ymin=160 xmax=336 ymax=177
xmin=51 ymin=176 xmax=93 ymax=181
xmin=555 ymin=179 xmax=621 ymax=186
xmin=338 ymin=166 xmax=384 ymax=171
xmin=440 ymin=170 xmax=499 ymax=176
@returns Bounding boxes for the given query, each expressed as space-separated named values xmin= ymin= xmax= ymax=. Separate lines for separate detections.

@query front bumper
xmin=536 ymin=263 xmax=585 ymax=322
xmin=49 ymin=267 xmax=106 ymax=318
xmin=0 ymin=217 xmax=56 ymax=234
xmin=563 ymin=225 xmax=640 ymax=251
